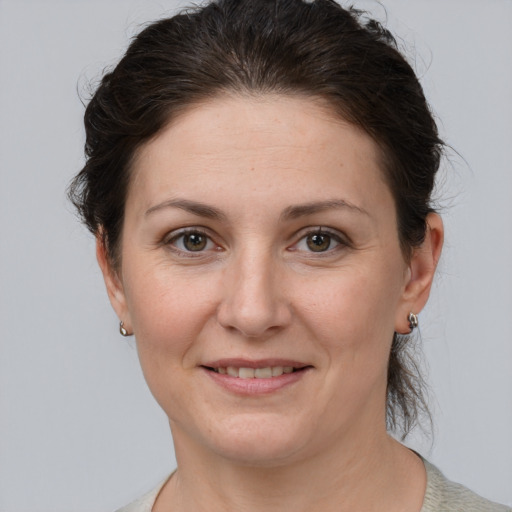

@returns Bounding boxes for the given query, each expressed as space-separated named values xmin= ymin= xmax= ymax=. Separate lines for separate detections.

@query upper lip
xmin=201 ymin=358 xmax=311 ymax=369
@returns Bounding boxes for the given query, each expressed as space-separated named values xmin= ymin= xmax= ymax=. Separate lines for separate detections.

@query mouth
xmin=201 ymin=360 xmax=312 ymax=394
xmin=202 ymin=365 xmax=309 ymax=379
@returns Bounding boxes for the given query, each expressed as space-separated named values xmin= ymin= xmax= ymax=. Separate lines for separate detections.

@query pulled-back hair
xmin=69 ymin=0 xmax=444 ymax=437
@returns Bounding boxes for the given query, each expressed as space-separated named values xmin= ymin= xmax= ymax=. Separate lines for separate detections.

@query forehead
xmin=138 ymin=93 xmax=377 ymax=157
xmin=129 ymin=94 xmax=391 ymax=215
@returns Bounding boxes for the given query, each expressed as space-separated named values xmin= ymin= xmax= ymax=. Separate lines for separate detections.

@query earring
xmin=119 ymin=321 xmax=129 ymax=337
xmin=408 ymin=312 xmax=419 ymax=332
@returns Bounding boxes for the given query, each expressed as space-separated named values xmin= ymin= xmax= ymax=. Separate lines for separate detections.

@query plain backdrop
xmin=1 ymin=0 xmax=511 ymax=510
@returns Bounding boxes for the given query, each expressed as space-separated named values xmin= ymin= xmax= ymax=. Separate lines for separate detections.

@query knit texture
xmin=421 ymin=460 xmax=510 ymax=512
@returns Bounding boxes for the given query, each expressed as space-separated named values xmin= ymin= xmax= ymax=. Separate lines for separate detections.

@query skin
xmin=97 ymin=94 xmax=443 ymax=512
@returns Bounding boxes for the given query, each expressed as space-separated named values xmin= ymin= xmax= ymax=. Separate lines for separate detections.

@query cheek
xmin=122 ymin=261 xmax=216 ymax=368
xmin=301 ymin=264 xmax=404 ymax=393
xmin=121 ymin=266 xmax=218 ymax=420
xmin=303 ymin=273 xmax=399 ymax=418
xmin=303 ymin=265 xmax=401 ymax=345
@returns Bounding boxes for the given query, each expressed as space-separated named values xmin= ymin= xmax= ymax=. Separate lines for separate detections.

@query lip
xmin=200 ymin=358 xmax=313 ymax=395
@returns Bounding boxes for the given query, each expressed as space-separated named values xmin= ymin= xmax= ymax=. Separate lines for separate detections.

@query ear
xmin=96 ymin=235 xmax=132 ymax=333
xmin=395 ymin=213 xmax=444 ymax=334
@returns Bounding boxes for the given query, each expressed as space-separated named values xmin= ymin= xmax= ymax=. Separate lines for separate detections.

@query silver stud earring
xmin=119 ymin=321 xmax=129 ymax=337
xmin=408 ymin=312 xmax=419 ymax=332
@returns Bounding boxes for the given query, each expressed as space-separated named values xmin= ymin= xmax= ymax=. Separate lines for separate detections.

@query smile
xmin=201 ymin=361 xmax=312 ymax=394
xmin=209 ymin=366 xmax=298 ymax=378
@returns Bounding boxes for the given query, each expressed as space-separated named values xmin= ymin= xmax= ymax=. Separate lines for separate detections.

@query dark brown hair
xmin=69 ymin=0 xmax=443 ymax=437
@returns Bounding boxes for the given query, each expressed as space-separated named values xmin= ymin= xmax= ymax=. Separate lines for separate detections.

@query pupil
xmin=307 ymin=233 xmax=330 ymax=252
xmin=185 ymin=233 xmax=206 ymax=251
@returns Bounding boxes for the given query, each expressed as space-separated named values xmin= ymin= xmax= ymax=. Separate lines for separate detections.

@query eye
xmin=292 ymin=228 xmax=346 ymax=254
xmin=166 ymin=229 xmax=217 ymax=253
xmin=306 ymin=232 xmax=332 ymax=252
xmin=181 ymin=232 xmax=208 ymax=251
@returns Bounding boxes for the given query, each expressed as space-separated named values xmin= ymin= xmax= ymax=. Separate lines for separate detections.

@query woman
xmin=69 ymin=0 xmax=510 ymax=510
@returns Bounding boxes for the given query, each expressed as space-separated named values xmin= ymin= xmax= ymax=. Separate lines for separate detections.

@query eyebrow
xmin=280 ymin=199 xmax=369 ymax=220
xmin=145 ymin=198 xmax=227 ymax=221
xmin=145 ymin=198 xmax=368 ymax=221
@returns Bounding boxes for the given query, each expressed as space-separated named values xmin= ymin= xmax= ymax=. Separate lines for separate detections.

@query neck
xmin=154 ymin=424 xmax=426 ymax=512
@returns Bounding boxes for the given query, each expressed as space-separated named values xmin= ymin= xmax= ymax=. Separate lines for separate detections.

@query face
xmin=100 ymin=95 xmax=437 ymax=465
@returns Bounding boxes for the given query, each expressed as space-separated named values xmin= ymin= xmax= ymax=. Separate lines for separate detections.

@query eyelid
xmin=163 ymin=227 xmax=222 ymax=256
xmin=289 ymin=226 xmax=351 ymax=253
xmin=164 ymin=226 xmax=209 ymax=242
xmin=161 ymin=225 xmax=351 ymax=257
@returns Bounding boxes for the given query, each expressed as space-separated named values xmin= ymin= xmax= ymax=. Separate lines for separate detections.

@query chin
xmin=197 ymin=413 xmax=313 ymax=467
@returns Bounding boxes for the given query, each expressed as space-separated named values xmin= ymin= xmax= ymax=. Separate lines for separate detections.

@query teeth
xmin=271 ymin=366 xmax=283 ymax=376
xmin=214 ymin=366 xmax=300 ymax=378
xmin=227 ymin=366 xmax=238 ymax=377
xmin=239 ymin=367 xmax=255 ymax=379
xmin=255 ymin=367 xmax=272 ymax=379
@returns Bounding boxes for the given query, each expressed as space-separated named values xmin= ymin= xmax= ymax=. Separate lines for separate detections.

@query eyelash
xmin=164 ymin=228 xmax=221 ymax=258
xmin=290 ymin=227 xmax=349 ymax=256
xmin=163 ymin=227 xmax=350 ymax=257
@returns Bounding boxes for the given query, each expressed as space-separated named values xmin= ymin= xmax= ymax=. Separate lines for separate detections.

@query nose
xmin=216 ymin=248 xmax=292 ymax=339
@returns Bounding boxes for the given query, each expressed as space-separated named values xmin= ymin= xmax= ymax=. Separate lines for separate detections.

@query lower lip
xmin=203 ymin=368 xmax=310 ymax=395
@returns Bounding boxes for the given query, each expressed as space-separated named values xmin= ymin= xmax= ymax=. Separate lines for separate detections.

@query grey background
xmin=1 ymin=0 xmax=511 ymax=510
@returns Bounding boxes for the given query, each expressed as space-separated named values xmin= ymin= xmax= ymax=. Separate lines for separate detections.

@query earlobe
xmin=395 ymin=213 xmax=444 ymax=334
xmin=96 ymin=236 xmax=131 ymax=331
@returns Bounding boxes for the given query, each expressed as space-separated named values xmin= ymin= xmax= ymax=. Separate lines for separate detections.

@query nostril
xmin=216 ymin=298 xmax=292 ymax=338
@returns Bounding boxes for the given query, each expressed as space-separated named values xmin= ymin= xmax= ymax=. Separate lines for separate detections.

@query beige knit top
xmin=420 ymin=460 xmax=510 ymax=511
xmin=116 ymin=460 xmax=511 ymax=512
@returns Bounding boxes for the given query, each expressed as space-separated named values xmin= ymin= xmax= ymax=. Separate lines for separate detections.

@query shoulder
xmin=421 ymin=459 xmax=511 ymax=512
xmin=112 ymin=464 xmax=511 ymax=512
xmin=114 ymin=478 xmax=168 ymax=512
